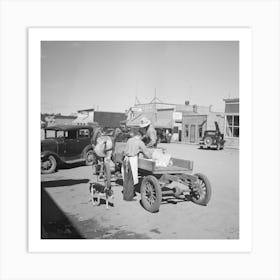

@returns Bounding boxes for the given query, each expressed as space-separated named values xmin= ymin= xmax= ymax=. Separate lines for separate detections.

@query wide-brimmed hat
xmin=139 ymin=117 xmax=151 ymax=128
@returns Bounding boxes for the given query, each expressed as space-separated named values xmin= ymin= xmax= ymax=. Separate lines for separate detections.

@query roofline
xmin=223 ymin=98 xmax=239 ymax=102
xmin=45 ymin=125 xmax=94 ymax=131
xmin=135 ymin=102 xmax=177 ymax=106
xmin=54 ymin=115 xmax=77 ymax=119
xmin=77 ymin=108 xmax=94 ymax=113
xmin=94 ymin=111 xmax=127 ymax=114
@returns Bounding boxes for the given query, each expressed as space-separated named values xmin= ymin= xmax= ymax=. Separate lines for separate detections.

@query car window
xmin=78 ymin=129 xmax=90 ymax=138
xmin=45 ymin=130 xmax=56 ymax=138
xmin=56 ymin=130 xmax=64 ymax=138
xmin=65 ymin=130 xmax=77 ymax=139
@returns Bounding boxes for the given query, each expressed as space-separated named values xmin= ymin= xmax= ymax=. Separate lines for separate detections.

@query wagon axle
xmin=140 ymin=172 xmax=212 ymax=213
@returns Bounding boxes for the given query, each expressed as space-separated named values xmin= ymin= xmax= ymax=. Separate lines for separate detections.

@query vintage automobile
xmin=41 ymin=125 xmax=98 ymax=174
xmin=199 ymin=121 xmax=225 ymax=150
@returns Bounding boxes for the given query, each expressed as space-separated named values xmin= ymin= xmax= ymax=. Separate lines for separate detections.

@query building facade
xmin=44 ymin=114 xmax=77 ymax=127
xmin=182 ymin=112 xmax=224 ymax=144
xmin=73 ymin=108 xmax=126 ymax=128
xmin=223 ymin=98 xmax=239 ymax=148
xmin=73 ymin=109 xmax=94 ymax=125
xmin=127 ymin=96 xmax=212 ymax=141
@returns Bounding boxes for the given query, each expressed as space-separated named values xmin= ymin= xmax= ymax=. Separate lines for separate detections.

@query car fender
xmin=82 ymin=144 xmax=94 ymax=158
xmin=41 ymin=151 xmax=62 ymax=163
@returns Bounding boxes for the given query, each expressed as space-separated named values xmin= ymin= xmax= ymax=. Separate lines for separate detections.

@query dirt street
xmin=41 ymin=143 xmax=239 ymax=239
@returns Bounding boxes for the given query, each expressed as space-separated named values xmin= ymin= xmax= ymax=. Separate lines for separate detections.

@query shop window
xmin=226 ymin=115 xmax=239 ymax=138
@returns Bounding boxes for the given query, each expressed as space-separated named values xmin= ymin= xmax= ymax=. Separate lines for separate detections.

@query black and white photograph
xmin=2 ymin=0 xmax=280 ymax=279
xmin=40 ymin=40 xmax=239 ymax=240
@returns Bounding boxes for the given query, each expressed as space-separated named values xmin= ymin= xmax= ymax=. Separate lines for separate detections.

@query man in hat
xmin=139 ymin=117 xmax=157 ymax=148
xmin=122 ymin=130 xmax=153 ymax=201
xmin=94 ymin=135 xmax=114 ymax=189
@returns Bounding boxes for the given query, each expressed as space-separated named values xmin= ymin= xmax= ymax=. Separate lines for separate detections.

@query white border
xmin=28 ymin=27 xmax=252 ymax=253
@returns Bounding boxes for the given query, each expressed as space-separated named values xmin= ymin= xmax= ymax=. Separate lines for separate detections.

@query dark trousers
xmin=123 ymin=160 xmax=135 ymax=201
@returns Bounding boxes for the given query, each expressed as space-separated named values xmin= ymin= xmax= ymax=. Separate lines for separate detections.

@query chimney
xmin=193 ymin=104 xmax=198 ymax=113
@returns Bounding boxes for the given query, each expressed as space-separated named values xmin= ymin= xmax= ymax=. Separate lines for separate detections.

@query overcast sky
xmin=41 ymin=41 xmax=239 ymax=115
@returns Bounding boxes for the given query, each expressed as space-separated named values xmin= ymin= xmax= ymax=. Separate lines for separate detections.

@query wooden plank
xmin=138 ymin=157 xmax=193 ymax=174
xmin=170 ymin=158 xmax=194 ymax=171
xmin=138 ymin=158 xmax=155 ymax=171
xmin=152 ymin=166 xmax=191 ymax=174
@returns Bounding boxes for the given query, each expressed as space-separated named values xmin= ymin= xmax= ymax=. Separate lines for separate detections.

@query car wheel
xmin=204 ymin=136 xmax=213 ymax=146
xmin=190 ymin=173 xmax=212 ymax=206
xmin=41 ymin=155 xmax=57 ymax=174
xmin=140 ymin=175 xmax=162 ymax=213
xmin=85 ymin=150 xmax=96 ymax=166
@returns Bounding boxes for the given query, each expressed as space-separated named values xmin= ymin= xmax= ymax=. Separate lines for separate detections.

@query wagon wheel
xmin=140 ymin=175 xmax=162 ymax=213
xmin=190 ymin=173 xmax=212 ymax=206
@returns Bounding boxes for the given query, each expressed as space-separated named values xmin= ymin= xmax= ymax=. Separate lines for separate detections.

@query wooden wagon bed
xmin=138 ymin=157 xmax=194 ymax=174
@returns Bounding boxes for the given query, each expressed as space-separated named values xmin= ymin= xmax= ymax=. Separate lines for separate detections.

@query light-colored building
xmin=126 ymin=96 xmax=212 ymax=141
xmin=223 ymin=98 xmax=239 ymax=148
xmin=182 ymin=112 xmax=224 ymax=144
xmin=73 ymin=109 xmax=94 ymax=125
xmin=44 ymin=114 xmax=77 ymax=127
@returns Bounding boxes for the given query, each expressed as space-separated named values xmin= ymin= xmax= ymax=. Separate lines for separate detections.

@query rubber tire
xmin=191 ymin=173 xmax=212 ymax=206
xmin=85 ymin=150 xmax=95 ymax=166
xmin=140 ymin=175 xmax=162 ymax=213
xmin=41 ymin=155 xmax=57 ymax=174
xmin=204 ymin=136 xmax=213 ymax=146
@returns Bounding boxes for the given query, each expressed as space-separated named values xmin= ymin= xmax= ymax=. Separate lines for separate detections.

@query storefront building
xmin=224 ymin=98 xmax=239 ymax=148
xmin=182 ymin=112 xmax=224 ymax=144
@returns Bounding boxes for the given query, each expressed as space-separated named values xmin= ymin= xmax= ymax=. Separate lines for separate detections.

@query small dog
xmin=89 ymin=183 xmax=114 ymax=209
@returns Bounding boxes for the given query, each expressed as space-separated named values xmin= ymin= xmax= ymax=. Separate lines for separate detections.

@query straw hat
xmin=139 ymin=117 xmax=151 ymax=128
